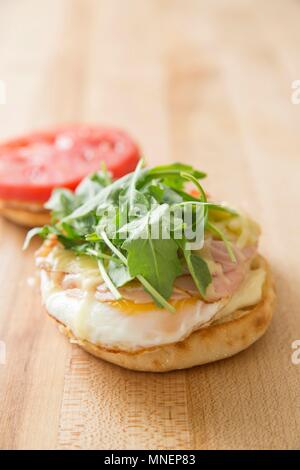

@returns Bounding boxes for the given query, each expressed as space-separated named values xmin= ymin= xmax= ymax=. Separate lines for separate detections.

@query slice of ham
xmin=174 ymin=240 xmax=257 ymax=302
xmin=206 ymin=240 xmax=257 ymax=300
xmin=209 ymin=267 xmax=246 ymax=300
xmin=208 ymin=239 xmax=256 ymax=273
xmin=174 ymin=275 xmax=199 ymax=296
xmin=95 ymin=241 xmax=257 ymax=304
xmin=43 ymin=239 xmax=257 ymax=305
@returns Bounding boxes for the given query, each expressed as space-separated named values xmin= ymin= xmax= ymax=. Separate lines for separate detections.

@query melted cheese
xmin=218 ymin=267 xmax=266 ymax=318
xmin=37 ymin=244 xmax=100 ymax=275
xmin=36 ymin=245 xmax=102 ymax=290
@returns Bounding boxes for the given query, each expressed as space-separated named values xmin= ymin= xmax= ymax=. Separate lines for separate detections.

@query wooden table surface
xmin=0 ymin=0 xmax=300 ymax=450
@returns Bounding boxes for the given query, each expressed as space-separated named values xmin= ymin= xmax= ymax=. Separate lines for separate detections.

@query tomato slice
xmin=0 ymin=125 xmax=140 ymax=202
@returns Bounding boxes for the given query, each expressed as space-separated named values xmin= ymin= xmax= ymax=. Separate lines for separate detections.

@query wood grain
xmin=0 ymin=0 xmax=300 ymax=450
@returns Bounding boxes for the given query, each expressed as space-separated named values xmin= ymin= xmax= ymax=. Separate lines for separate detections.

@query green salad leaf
xmin=108 ymin=259 xmax=133 ymax=287
xmin=25 ymin=161 xmax=239 ymax=312
xmin=124 ymin=236 xmax=182 ymax=300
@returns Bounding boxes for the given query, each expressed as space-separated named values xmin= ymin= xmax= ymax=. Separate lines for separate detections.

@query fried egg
xmin=38 ymin=245 xmax=266 ymax=351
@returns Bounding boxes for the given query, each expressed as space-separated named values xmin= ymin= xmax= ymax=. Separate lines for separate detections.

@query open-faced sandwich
xmin=25 ymin=161 xmax=275 ymax=372
xmin=0 ymin=125 xmax=140 ymax=227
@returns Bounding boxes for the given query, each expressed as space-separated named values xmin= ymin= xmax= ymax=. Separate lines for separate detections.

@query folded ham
xmin=95 ymin=240 xmax=257 ymax=304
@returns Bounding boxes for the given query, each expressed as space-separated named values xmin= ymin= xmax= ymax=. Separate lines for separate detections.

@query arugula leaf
xmin=127 ymin=158 xmax=144 ymax=212
xmin=123 ymin=224 xmax=182 ymax=300
xmin=125 ymin=237 xmax=182 ymax=300
xmin=45 ymin=188 xmax=78 ymax=221
xmin=168 ymin=187 xmax=199 ymax=202
xmin=148 ymin=183 xmax=183 ymax=205
xmin=23 ymin=227 xmax=45 ymax=250
xmin=75 ymin=169 xmax=112 ymax=199
xmin=177 ymin=240 xmax=212 ymax=297
xmin=108 ymin=259 xmax=133 ymax=287
xmin=118 ymin=203 xmax=168 ymax=241
xmin=22 ymin=225 xmax=59 ymax=249
xmin=62 ymin=172 xmax=134 ymax=221
xmin=135 ymin=164 xmax=206 ymax=199
xmin=187 ymin=254 xmax=212 ymax=297
xmin=180 ymin=172 xmax=207 ymax=201
xmin=146 ymin=163 xmax=206 ymax=190
xmin=46 ymin=170 xmax=112 ymax=223
xmin=100 ymin=230 xmax=176 ymax=312
xmin=206 ymin=202 xmax=237 ymax=216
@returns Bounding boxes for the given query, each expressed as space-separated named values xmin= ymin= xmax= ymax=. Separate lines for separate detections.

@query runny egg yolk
xmin=109 ymin=297 xmax=199 ymax=315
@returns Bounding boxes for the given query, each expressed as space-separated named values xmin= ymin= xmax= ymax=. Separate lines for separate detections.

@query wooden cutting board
xmin=0 ymin=0 xmax=300 ymax=450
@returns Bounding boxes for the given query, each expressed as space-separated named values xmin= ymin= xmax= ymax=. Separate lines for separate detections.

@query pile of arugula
xmin=25 ymin=161 xmax=237 ymax=312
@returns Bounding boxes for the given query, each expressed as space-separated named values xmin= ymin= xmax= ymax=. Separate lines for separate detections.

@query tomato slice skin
xmin=0 ymin=125 xmax=140 ymax=202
